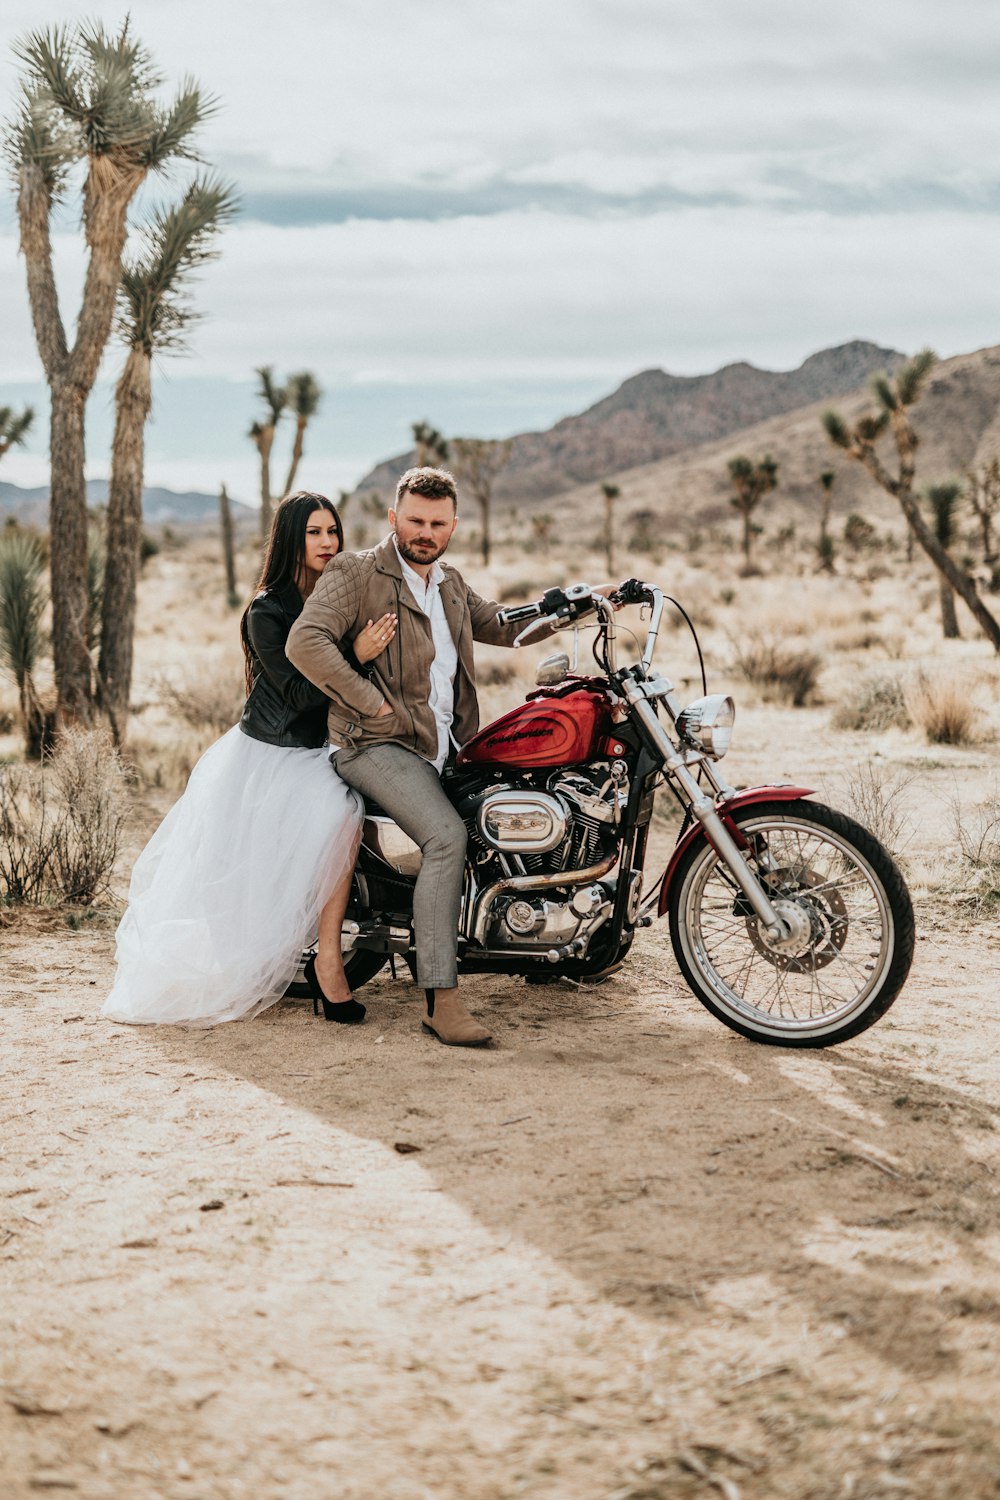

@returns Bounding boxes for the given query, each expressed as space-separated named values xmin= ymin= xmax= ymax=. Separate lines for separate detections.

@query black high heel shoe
xmin=304 ymin=956 xmax=366 ymax=1025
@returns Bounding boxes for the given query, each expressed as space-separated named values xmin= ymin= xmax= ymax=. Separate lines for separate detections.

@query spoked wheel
xmin=667 ymin=799 xmax=914 ymax=1047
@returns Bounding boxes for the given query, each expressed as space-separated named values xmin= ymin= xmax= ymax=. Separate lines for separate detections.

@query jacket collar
xmin=373 ymin=533 xmax=461 ymax=614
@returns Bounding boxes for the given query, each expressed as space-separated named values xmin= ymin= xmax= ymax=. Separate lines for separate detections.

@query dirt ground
xmin=4 ymin=540 xmax=1000 ymax=1498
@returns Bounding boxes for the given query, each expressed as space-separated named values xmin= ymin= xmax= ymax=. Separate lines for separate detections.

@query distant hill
xmin=352 ymin=340 xmax=906 ymax=504
xmin=541 ymin=342 xmax=1000 ymax=537
xmin=0 ymin=480 xmax=255 ymax=529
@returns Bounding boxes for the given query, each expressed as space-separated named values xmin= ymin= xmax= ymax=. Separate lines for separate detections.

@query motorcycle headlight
xmin=676 ymin=693 xmax=735 ymax=758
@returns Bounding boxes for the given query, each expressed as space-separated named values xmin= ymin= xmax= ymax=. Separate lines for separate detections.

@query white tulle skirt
xmin=103 ymin=727 xmax=363 ymax=1026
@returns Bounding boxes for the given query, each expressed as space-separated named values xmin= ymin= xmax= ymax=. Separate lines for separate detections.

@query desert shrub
xmin=844 ymin=513 xmax=878 ymax=553
xmin=841 ymin=761 xmax=915 ymax=859
xmin=476 ymin=659 xmax=519 ymax=687
xmin=628 ymin=509 xmax=660 ymax=554
xmin=832 ymin=674 xmax=910 ymax=732
xmin=906 ymin=670 xmax=977 ymax=745
xmin=0 ymin=729 xmax=127 ymax=906
xmin=498 ymin=579 xmax=542 ymax=603
xmin=155 ymin=669 xmax=244 ymax=736
xmin=140 ymin=532 xmax=161 ymax=566
xmin=732 ymin=633 xmax=822 ymax=706
xmin=948 ymin=782 xmax=1000 ymax=910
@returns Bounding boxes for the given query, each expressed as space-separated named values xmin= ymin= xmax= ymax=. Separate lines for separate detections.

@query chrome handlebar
xmin=499 ymin=579 xmax=664 ymax=676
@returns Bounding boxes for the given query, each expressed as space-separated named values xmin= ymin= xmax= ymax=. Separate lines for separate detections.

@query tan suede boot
xmin=422 ymin=988 xmax=492 ymax=1047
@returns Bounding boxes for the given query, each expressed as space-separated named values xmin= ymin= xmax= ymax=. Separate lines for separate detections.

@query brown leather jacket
xmin=285 ymin=535 xmax=533 ymax=760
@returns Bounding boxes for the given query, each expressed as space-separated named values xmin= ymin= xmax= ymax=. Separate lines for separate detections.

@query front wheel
xmin=667 ymin=799 xmax=914 ymax=1047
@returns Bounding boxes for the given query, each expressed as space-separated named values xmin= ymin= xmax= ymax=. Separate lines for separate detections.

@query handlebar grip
xmin=497 ymin=601 xmax=543 ymax=626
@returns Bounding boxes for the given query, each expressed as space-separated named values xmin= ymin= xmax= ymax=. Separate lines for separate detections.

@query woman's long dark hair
xmin=240 ymin=490 xmax=344 ymax=692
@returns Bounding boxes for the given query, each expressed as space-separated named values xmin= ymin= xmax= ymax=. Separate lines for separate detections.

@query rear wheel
xmin=666 ymin=799 xmax=914 ymax=1047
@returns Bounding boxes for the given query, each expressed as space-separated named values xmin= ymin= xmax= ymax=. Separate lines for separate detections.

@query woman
xmin=103 ymin=491 xmax=396 ymax=1027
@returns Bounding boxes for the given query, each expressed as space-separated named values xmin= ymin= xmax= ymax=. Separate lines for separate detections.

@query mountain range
xmin=352 ymin=340 xmax=907 ymax=504
xmin=0 ymin=479 xmax=254 ymax=530
xmin=7 ymin=338 xmax=1000 ymax=539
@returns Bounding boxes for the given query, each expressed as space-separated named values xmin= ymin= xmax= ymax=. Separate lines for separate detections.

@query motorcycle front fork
xmin=620 ymin=685 xmax=791 ymax=943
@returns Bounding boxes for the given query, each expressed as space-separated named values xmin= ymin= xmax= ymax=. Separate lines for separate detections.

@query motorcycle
xmin=332 ymin=577 xmax=914 ymax=1047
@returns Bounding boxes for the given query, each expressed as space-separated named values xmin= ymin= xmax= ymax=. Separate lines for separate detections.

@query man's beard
xmin=395 ymin=534 xmax=448 ymax=566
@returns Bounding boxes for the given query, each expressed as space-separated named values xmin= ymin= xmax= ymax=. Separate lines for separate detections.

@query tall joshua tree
xmin=249 ymin=366 xmax=287 ymax=540
xmin=817 ymin=469 xmax=836 ymax=572
xmin=823 ymin=351 xmax=1000 ymax=652
xmin=728 ymin=454 xmax=778 ymax=570
xmin=4 ymin=20 xmax=212 ymax=724
xmin=452 ymin=437 xmax=511 ymax=567
xmin=282 ymin=372 xmax=323 ymax=495
xmin=411 ymin=421 xmax=449 ymax=467
xmin=0 ymin=528 xmax=52 ymax=756
xmin=0 ymin=405 xmax=34 ymax=463
xmin=966 ymin=457 xmax=1000 ymax=587
xmin=925 ymin=481 xmax=963 ymax=640
xmin=98 ymin=178 xmax=237 ymax=738
xmin=600 ymin=482 xmax=620 ymax=575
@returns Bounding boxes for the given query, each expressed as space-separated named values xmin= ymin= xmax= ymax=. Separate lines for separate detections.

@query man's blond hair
xmin=395 ymin=466 xmax=458 ymax=510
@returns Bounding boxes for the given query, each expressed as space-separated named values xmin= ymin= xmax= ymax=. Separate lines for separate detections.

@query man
xmin=286 ymin=465 xmax=537 ymax=1047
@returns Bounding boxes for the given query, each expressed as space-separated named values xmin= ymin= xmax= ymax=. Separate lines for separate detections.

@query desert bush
xmin=832 ymin=674 xmax=911 ymax=732
xmin=0 ymin=729 xmax=127 ymax=906
xmin=497 ymin=579 xmax=543 ymax=603
xmin=48 ymin=728 xmax=128 ymax=903
xmin=841 ymin=761 xmax=916 ymax=860
xmin=948 ymin=781 xmax=1000 ymax=909
xmin=844 ymin=513 xmax=878 ymax=553
xmin=906 ymin=670 xmax=977 ymax=745
xmin=732 ymin=633 xmax=822 ymax=706
xmin=154 ymin=669 xmax=244 ymax=736
xmin=476 ymin=658 xmax=519 ymax=687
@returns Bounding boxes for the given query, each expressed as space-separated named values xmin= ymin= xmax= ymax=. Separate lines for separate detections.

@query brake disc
xmin=742 ymin=866 xmax=849 ymax=973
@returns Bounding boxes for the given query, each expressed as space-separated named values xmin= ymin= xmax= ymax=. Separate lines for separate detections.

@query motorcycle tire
xmin=666 ymin=798 xmax=914 ymax=1047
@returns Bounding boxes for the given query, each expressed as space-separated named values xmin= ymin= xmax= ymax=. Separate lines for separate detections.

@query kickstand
xmin=389 ymin=954 xmax=398 ymax=980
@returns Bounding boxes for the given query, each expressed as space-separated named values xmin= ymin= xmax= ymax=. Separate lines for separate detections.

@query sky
xmin=1 ymin=0 xmax=999 ymax=504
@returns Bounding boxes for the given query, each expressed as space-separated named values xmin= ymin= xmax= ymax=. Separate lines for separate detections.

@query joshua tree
xmin=600 ymin=482 xmax=620 ymax=575
xmin=965 ymin=457 xmax=1000 ymax=587
xmin=823 ymin=350 xmax=1000 ymax=652
xmin=817 ymin=469 xmax=836 ymax=572
xmin=4 ymin=20 xmax=212 ymax=724
xmin=411 ymin=421 xmax=449 ymax=467
xmin=249 ymin=366 xmax=287 ymax=540
xmin=925 ymin=481 xmax=963 ymax=639
xmin=452 ymin=437 xmax=512 ymax=567
xmin=0 ymin=528 xmax=53 ymax=756
xmin=727 ymin=454 xmax=778 ymax=570
xmin=282 ymin=371 xmax=323 ymax=495
xmin=98 ymin=178 xmax=236 ymax=739
xmin=0 ymin=405 xmax=34 ymax=463
xmin=219 ymin=483 xmax=238 ymax=607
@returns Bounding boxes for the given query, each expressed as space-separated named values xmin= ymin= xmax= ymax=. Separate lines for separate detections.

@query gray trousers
xmin=331 ymin=743 xmax=467 ymax=989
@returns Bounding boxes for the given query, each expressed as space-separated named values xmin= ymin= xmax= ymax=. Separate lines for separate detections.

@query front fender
xmin=657 ymin=785 xmax=814 ymax=917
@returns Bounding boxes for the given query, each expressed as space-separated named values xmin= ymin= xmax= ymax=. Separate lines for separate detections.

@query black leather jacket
xmin=240 ymin=584 xmax=367 ymax=749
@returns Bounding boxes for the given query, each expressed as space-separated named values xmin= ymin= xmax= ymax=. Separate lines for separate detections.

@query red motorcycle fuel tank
xmin=457 ymin=686 xmax=614 ymax=769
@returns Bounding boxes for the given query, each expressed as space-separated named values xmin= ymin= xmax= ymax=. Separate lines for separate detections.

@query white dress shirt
xmin=394 ymin=539 xmax=458 ymax=772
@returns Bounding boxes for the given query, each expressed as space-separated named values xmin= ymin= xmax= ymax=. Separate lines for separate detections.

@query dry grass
xmin=945 ymin=780 xmax=1000 ymax=911
xmin=840 ymin=760 xmax=917 ymax=861
xmin=831 ymin=673 xmax=911 ymax=733
xmin=152 ymin=667 xmax=244 ymax=737
xmin=0 ymin=728 xmax=127 ymax=906
xmin=906 ymin=669 xmax=978 ymax=745
xmin=731 ymin=631 xmax=823 ymax=706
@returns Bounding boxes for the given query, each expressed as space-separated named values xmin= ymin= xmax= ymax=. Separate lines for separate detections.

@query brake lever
xmin=514 ymin=612 xmax=561 ymax=647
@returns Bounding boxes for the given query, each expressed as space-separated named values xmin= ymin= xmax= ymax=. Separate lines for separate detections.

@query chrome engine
xmin=456 ymin=762 xmax=629 ymax=954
